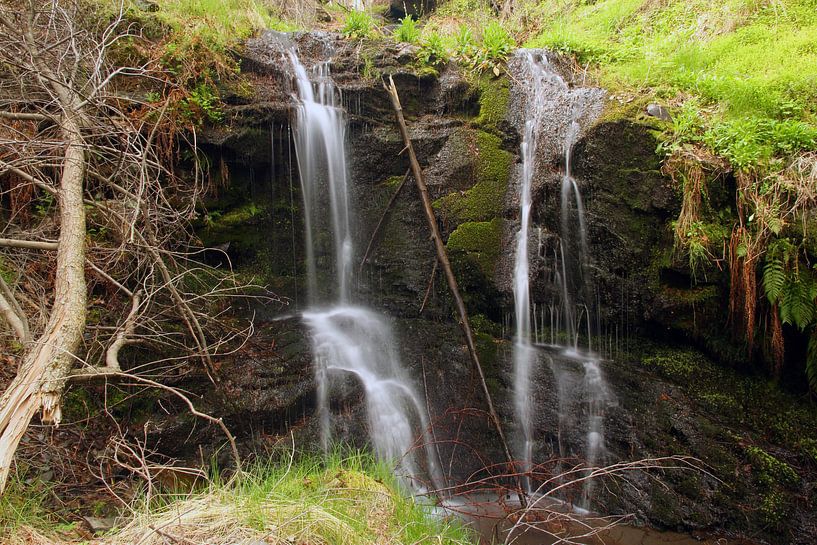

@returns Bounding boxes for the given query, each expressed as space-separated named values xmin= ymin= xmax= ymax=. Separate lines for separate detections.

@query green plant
xmin=453 ymin=24 xmax=476 ymax=60
xmin=419 ymin=31 xmax=449 ymax=67
xmin=180 ymin=83 xmax=224 ymax=125
xmin=480 ymin=21 xmax=513 ymax=62
xmin=763 ymin=239 xmax=817 ymax=331
xmin=394 ymin=15 xmax=420 ymax=43
xmin=342 ymin=10 xmax=375 ymax=39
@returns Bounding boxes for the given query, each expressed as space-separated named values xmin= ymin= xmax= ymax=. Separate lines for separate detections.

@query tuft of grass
xmin=104 ymin=450 xmax=472 ymax=545
xmin=0 ymin=471 xmax=58 ymax=543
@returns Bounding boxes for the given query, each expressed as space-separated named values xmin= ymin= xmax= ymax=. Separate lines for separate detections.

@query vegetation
xmin=343 ymin=9 xmax=376 ymax=39
xmin=394 ymin=15 xmax=421 ymax=43
xmin=2 ymin=452 xmax=472 ymax=544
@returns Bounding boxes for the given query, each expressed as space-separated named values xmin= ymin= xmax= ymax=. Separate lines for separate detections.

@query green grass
xmin=523 ymin=0 xmax=817 ymax=168
xmin=147 ymin=0 xmax=292 ymax=47
xmin=3 ymin=451 xmax=473 ymax=544
xmin=111 ymin=451 xmax=471 ymax=545
xmin=0 ymin=470 xmax=60 ymax=543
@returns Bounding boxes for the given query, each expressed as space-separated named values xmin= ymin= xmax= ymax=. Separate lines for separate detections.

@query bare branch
xmin=0 ymin=276 xmax=30 ymax=344
xmin=0 ymin=238 xmax=59 ymax=251
xmin=105 ymin=291 xmax=141 ymax=371
xmin=0 ymin=111 xmax=48 ymax=121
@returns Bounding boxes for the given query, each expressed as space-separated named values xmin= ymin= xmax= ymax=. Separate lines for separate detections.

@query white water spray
xmin=511 ymin=50 xmax=612 ymax=507
xmin=289 ymin=51 xmax=442 ymax=489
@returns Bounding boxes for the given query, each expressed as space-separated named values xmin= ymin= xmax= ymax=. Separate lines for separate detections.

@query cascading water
xmin=511 ymin=50 xmax=613 ymax=507
xmin=289 ymin=50 xmax=442 ymax=489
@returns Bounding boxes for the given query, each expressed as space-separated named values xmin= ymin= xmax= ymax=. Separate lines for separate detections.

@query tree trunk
xmin=0 ymin=114 xmax=87 ymax=492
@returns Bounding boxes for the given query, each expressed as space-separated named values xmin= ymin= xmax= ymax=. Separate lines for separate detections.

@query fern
xmin=763 ymin=254 xmax=786 ymax=303
xmin=780 ymin=273 xmax=817 ymax=330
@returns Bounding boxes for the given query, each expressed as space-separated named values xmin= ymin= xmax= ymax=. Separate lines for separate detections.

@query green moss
xmin=595 ymin=96 xmax=663 ymax=129
xmin=204 ymin=202 xmax=265 ymax=229
xmin=642 ymin=349 xmax=704 ymax=382
xmin=746 ymin=446 xmax=799 ymax=487
xmin=475 ymin=74 xmax=510 ymax=132
xmin=434 ymin=131 xmax=512 ymax=223
xmin=446 ymin=218 xmax=502 ymax=277
xmin=759 ymin=490 xmax=790 ymax=526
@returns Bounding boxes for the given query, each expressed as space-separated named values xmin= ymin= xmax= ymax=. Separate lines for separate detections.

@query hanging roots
xmin=770 ymin=304 xmax=785 ymax=376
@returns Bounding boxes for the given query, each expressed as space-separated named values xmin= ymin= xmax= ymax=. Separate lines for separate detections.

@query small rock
xmin=646 ymin=103 xmax=672 ymax=121
xmin=82 ymin=516 xmax=118 ymax=534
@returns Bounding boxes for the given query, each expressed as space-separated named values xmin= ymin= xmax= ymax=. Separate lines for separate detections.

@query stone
xmin=646 ymin=103 xmax=672 ymax=121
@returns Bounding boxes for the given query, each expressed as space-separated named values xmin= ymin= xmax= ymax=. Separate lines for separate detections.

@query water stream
xmin=511 ymin=51 xmax=612 ymax=507
xmin=289 ymin=50 xmax=442 ymax=489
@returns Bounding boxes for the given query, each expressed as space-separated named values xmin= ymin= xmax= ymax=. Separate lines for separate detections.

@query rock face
xmin=148 ymin=31 xmax=817 ymax=544
xmin=389 ymin=0 xmax=436 ymax=18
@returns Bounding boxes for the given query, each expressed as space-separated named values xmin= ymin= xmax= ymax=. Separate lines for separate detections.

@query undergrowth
xmin=2 ymin=451 xmax=473 ymax=544
xmin=113 ymin=450 xmax=472 ymax=545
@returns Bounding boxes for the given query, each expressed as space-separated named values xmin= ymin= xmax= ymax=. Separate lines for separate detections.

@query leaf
xmin=493 ymin=65 xmax=500 ymax=76
xmin=763 ymin=254 xmax=786 ymax=303
xmin=737 ymin=243 xmax=748 ymax=257
xmin=780 ymin=274 xmax=817 ymax=330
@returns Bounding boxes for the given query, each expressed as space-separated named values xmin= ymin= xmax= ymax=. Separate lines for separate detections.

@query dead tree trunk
xmin=0 ymin=113 xmax=87 ymax=491
xmin=384 ymin=77 xmax=524 ymax=500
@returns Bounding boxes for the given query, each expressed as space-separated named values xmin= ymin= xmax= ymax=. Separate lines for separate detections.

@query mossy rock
xmin=433 ymin=131 xmax=512 ymax=224
xmin=446 ymin=218 xmax=502 ymax=279
xmin=475 ymin=74 xmax=510 ymax=133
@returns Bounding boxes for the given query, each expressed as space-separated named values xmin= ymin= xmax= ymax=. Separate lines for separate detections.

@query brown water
xmin=441 ymin=493 xmax=758 ymax=545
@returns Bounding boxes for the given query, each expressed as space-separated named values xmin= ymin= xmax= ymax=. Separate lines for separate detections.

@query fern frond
xmin=780 ymin=275 xmax=817 ymax=330
xmin=763 ymin=255 xmax=786 ymax=303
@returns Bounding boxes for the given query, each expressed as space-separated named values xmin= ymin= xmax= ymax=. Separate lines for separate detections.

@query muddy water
xmin=441 ymin=493 xmax=758 ymax=545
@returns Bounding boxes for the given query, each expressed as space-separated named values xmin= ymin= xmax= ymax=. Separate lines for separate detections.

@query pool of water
xmin=439 ymin=492 xmax=759 ymax=545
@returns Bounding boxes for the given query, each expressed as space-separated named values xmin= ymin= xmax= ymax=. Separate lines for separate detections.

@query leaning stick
xmin=383 ymin=76 xmax=524 ymax=503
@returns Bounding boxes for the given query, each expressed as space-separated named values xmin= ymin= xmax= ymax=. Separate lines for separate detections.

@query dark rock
xmin=389 ymin=0 xmax=436 ymax=19
xmin=647 ymin=103 xmax=672 ymax=121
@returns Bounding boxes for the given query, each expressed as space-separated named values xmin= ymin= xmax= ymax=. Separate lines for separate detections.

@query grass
xmin=0 ymin=472 xmax=54 ymax=543
xmin=522 ymin=0 xmax=817 ymax=167
xmin=111 ymin=451 xmax=472 ymax=545
xmin=3 ymin=450 xmax=473 ymax=545
xmin=141 ymin=0 xmax=292 ymax=46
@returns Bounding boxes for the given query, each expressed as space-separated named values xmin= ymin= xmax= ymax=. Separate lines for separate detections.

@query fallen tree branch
xmin=0 ymin=111 xmax=48 ymax=121
xmin=0 ymin=238 xmax=59 ymax=251
xmin=383 ymin=75 xmax=523 ymax=503
xmin=0 ymin=276 xmax=30 ymax=344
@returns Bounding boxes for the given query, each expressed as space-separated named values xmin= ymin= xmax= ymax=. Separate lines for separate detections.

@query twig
xmin=70 ymin=370 xmax=242 ymax=472
xmin=358 ymin=169 xmax=411 ymax=276
xmin=418 ymin=259 xmax=438 ymax=315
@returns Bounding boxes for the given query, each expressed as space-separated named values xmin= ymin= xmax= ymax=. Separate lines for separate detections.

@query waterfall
xmin=289 ymin=50 xmax=442 ymax=490
xmin=511 ymin=50 xmax=612 ymax=508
